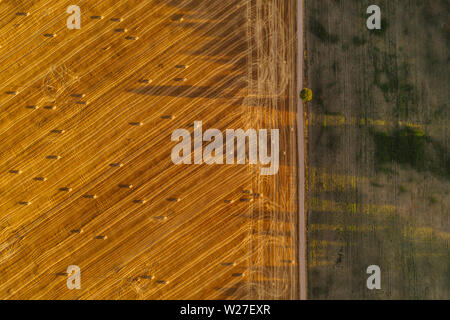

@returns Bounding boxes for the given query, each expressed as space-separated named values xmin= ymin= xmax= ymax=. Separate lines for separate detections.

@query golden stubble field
xmin=0 ymin=0 xmax=301 ymax=299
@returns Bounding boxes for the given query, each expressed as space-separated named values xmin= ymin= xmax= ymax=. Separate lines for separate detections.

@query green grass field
xmin=305 ymin=0 xmax=449 ymax=299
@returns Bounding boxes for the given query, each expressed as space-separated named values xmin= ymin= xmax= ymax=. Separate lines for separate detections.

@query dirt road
xmin=297 ymin=0 xmax=307 ymax=301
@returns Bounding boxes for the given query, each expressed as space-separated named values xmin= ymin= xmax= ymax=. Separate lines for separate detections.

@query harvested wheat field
xmin=0 ymin=0 xmax=302 ymax=299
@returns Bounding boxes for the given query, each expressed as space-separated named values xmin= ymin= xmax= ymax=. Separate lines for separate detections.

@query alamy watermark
xmin=366 ymin=265 xmax=381 ymax=290
xmin=366 ymin=5 xmax=381 ymax=30
xmin=66 ymin=5 xmax=81 ymax=30
xmin=66 ymin=265 xmax=81 ymax=290
xmin=171 ymin=121 xmax=279 ymax=175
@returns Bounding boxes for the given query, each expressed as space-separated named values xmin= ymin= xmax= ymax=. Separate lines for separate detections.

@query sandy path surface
xmin=297 ymin=0 xmax=306 ymax=301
